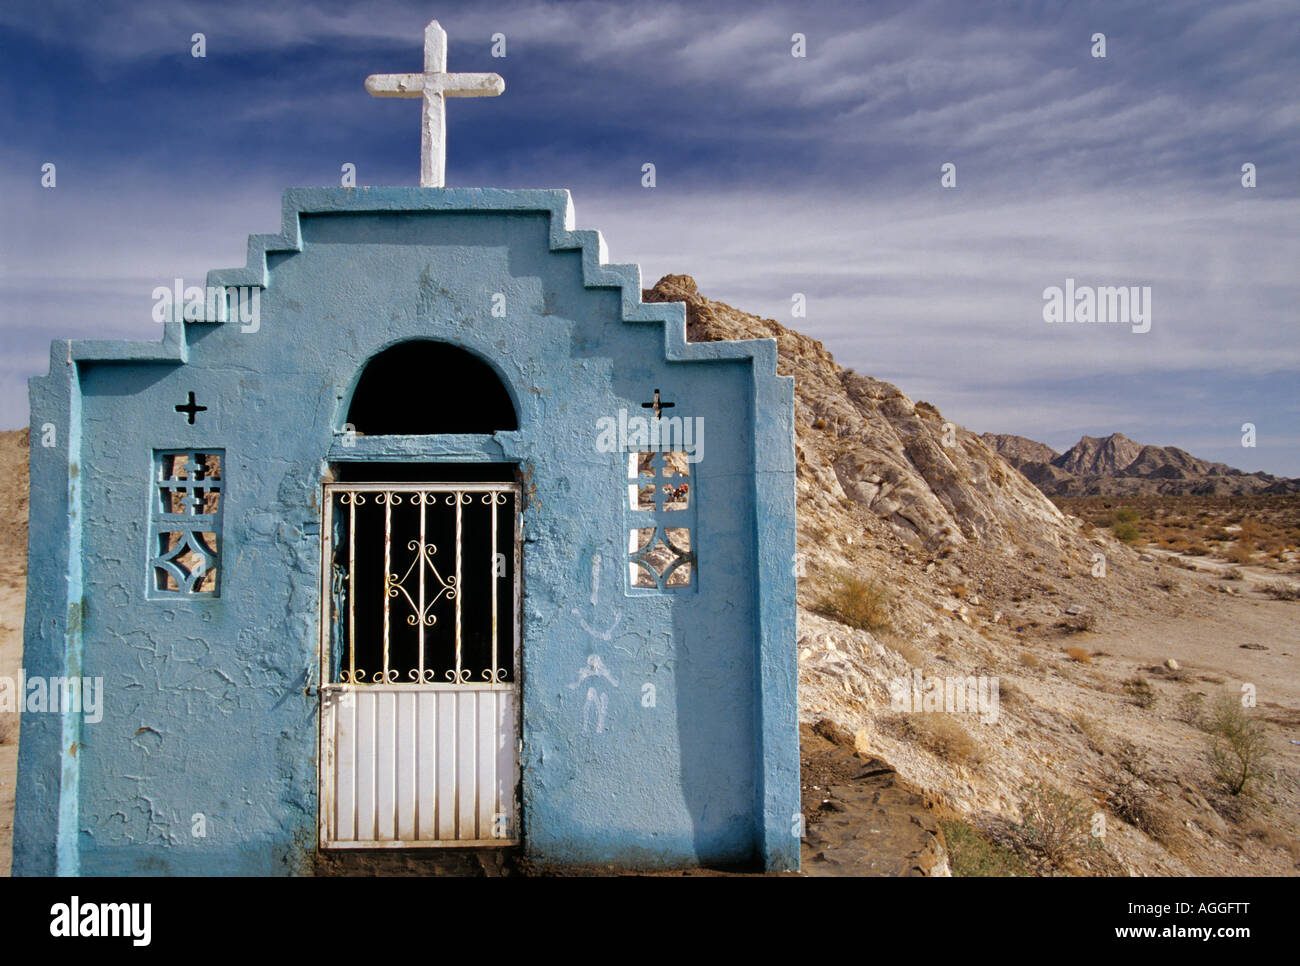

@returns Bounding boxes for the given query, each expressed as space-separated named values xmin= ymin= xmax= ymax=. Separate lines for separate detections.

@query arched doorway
xmin=345 ymin=339 xmax=518 ymax=435
xmin=319 ymin=341 xmax=521 ymax=849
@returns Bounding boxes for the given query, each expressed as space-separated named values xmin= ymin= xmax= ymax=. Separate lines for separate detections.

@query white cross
xmin=365 ymin=20 xmax=504 ymax=187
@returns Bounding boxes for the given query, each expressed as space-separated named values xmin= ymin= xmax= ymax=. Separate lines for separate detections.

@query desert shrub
xmin=1107 ymin=773 xmax=1174 ymax=843
xmin=897 ymin=712 xmax=982 ymax=763
xmin=1204 ymin=693 xmax=1270 ymax=796
xmin=1112 ymin=522 xmax=1140 ymax=543
xmin=0 ymin=716 xmax=17 ymax=746
xmin=1124 ymin=676 xmax=1156 ymax=709
xmin=1071 ymin=712 xmax=1107 ymax=755
xmin=1225 ymin=542 xmax=1255 ymax=565
xmin=1019 ymin=652 xmax=1042 ymax=670
xmin=998 ymin=680 xmax=1023 ymax=707
xmin=815 ymin=572 xmax=892 ymax=631
xmin=1222 ymin=567 xmax=1244 ymax=581
xmin=941 ymin=819 xmax=1027 ymax=877
xmin=1065 ymin=646 xmax=1092 ymax=663
xmin=1014 ymin=782 xmax=1103 ymax=873
xmin=1262 ymin=580 xmax=1300 ymax=601
xmin=1177 ymin=692 xmax=1205 ymax=727
xmin=1155 ymin=663 xmax=1189 ymax=682
xmin=1059 ymin=611 xmax=1097 ymax=634
xmin=1113 ymin=739 xmax=1149 ymax=778
xmin=1242 ymin=819 xmax=1300 ymax=863
xmin=1113 ymin=507 xmax=1139 ymax=524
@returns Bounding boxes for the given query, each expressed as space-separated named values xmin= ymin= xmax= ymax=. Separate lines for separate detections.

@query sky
xmin=1 ymin=0 xmax=1298 ymax=474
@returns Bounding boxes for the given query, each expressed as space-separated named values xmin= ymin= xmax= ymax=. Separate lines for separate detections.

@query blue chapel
xmin=13 ymin=21 xmax=799 ymax=876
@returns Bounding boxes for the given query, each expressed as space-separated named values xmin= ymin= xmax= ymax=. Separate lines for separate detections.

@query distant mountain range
xmin=981 ymin=432 xmax=1300 ymax=496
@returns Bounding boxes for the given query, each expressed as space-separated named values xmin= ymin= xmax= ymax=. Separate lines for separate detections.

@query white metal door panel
xmin=321 ymin=685 xmax=518 ymax=847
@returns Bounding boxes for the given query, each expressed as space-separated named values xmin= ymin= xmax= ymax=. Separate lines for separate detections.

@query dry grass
xmin=1107 ymin=775 xmax=1177 ymax=844
xmin=1070 ymin=712 xmax=1108 ymax=755
xmin=1242 ymin=819 xmax=1300 ymax=864
xmin=1262 ymin=580 xmax=1300 ymax=601
xmin=894 ymin=712 xmax=983 ymax=764
xmin=889 ymin=637 xmax=925 ymax=668
xmin=1123 ymin=676 xmax=1157 ymax=708
xmin=1012 ymin=782 xmax=1105 ymax=874
xmin=1177 ymin=692 xmax=1206 ymax=728
xmin=1059 ymin=612 xmax=1097 ymax=634
xmin=815 ymin=571 xmax=893 ymax=632
xmin=1065 ymin=646 xmax=1092 ymax=663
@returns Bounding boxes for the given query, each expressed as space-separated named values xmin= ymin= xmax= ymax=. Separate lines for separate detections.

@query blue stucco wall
xmin=13 ymin=188 xmax=799 ymax=875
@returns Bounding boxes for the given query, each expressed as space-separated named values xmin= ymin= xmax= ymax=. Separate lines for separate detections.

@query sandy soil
xmin=0 ymin=579 xmax=23 ymax=875
xmin=0 ymin=430 xmax=25 ymax=875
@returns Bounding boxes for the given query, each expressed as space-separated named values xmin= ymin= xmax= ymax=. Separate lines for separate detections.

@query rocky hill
xmin=982 ymin=431 xmax=1299 ymax=497
xmin=645 ymin=276 xmax=1078 ymax=556
xmin=645 ymin=276 xmax=1299 ymax=876
xmin=979 ymin=434 xmax=1059 ymax=466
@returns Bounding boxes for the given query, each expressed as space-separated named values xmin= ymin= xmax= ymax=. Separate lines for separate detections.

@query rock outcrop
xmin=644 ymin=274 xmax=1072 ymax=555
xmin=982 ymin=430 xmax=1300 ymax=496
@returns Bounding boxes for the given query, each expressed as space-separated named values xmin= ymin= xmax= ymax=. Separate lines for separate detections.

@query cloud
xmin=1 ymin=0 xmax=1297 ymax=474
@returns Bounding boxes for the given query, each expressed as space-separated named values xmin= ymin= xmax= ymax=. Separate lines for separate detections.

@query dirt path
xmin=1085 ymin=597 xmax=1300 ymax=714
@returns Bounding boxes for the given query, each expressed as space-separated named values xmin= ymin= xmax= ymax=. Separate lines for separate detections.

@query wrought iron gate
xmin=318 ymin=482 xmax=521 ymax=848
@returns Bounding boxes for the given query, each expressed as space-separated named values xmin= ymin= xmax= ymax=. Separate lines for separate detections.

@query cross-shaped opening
xmin=641 ymin=388 xmax=675 ymax=420
xmin=175 ymin=391 xmax=207 ymax=425
xmin=629 ymin=450 xmax=690 ymax=511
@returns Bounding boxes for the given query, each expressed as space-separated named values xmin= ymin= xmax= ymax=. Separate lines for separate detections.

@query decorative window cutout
xmin=149 ymin=451 xmax=224 ymax=597
xmin=625 ymin=451 xmax=691 ymax=512
xmin=625 ymin=449 xmax=696 ymax=591
xmin=628 ymin=526 xmax=693 ymax=588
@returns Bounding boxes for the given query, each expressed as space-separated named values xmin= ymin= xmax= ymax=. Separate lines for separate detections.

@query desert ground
xmin=0 ymin=580 xmax=21 ymax=874
xmin=0 ymin=428 xmax=27 ymax=874
xmin=3 ymin=531 xmax=1296 ymax=876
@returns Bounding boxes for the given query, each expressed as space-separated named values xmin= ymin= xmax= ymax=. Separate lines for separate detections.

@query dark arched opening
xmin=346 ymin=340 xmax=519 ymax=435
